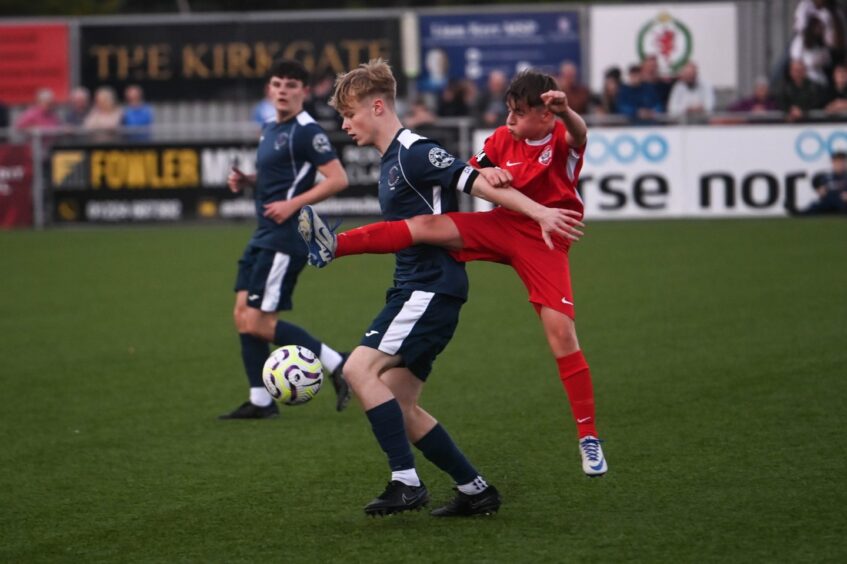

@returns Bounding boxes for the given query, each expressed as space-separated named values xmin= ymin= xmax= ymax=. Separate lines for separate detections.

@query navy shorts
xmin=234 ymin=245 xmax=307 ymax=312
xmin=361 ymin=288 xmax=464 ymax=381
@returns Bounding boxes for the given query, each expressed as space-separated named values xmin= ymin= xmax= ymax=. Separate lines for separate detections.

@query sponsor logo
xmin=387 ymin=164 xmax=401 ymax=188
xmin=794 ymin=130 xmax=847 ymax=162
xmin=312 ymin=133 xmax=332 ymax=153
xmin=585 ymin=133 xmax=669 ymax=165
xmin=428 ymin=147 xmax=455 ymax=168
xmin=248 ymin=294 xmax=261 ymax=301
xmin=365 ymin=330 xmax=380 ymax=337
xmin=538 ymin=146 xmax=553 ymax=165
xmin=577 ymin=416 xmax=592 ymax=423
xmin=562 ymin=297 xmax=574 ymax=306
xmin=637 ymin=11 xmax=692 ymax=74
xmin=506 ymin=160 xmax=523 ymax=167
xmin=274 ymin=132 xmax=289 ymax=151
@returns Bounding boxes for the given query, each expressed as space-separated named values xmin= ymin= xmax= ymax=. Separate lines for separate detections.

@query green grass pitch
xmin=1 ymin=218 xmax=845 ymax=563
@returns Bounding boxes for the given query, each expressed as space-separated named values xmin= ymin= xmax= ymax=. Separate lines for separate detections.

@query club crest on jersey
xmin=538 ymin=145 xmax=553 ymax=165
xmin=387 ymin=165 xmax=401 ymax=188
xmin=312 ymin=133 xmax=331 ymax=153
xmin=428 ymin=147 xmax=455 ymax=168
xmin=274 ymin=132 xmax=290 ymax=151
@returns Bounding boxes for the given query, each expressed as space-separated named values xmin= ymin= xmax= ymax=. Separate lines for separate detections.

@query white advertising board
xmin=589 ymin=3 xmax=738 ymax=91
xmin=473 ymin=125 xmax=845 ymax=218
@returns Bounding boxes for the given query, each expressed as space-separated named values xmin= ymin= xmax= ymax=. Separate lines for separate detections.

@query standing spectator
xmin=122 ymin=85 xmax=154 ymax=128
xmin=304 ymin=72 xmax=337 ymax=123
xmin=790 ymin=16 xmax=832 ymax=86
xmin=824 ymin=63 xmax=847 ymax=113
xmin=666 ymin=61 xmax=715 ymax=118
xmin=474 ymin=70 xmax=508 ymax=127
xmin=616 ymin=64 xmax=663 ymax=123
xmin=64 ymin=87 xmax=90 ymax=126
xmin=800 ymin=151 xmax=847 ymax=214
xmin=591 ymin=67 xmax=622 ymax=115
xmin=83 ymin=87 xmax=122 ymax=137
xmin=640 ymin=55 xmax=672 ymax=111
xmin=252 ymin=85 xmax=276 ymax=125
xmin=14 ymin=88 xmax=62 ymax=131
xmin=794 ymin=0 xmax=846 ymax=62
xmin=727 ymin=76 xmax=778 ymax=113
xmin=437 ymin=79 xmax=476 ymax=117
xmin=556 ymin=61 xmax=591 ymax=114
xmin=777 ymin=59 xmax=827 ymax=120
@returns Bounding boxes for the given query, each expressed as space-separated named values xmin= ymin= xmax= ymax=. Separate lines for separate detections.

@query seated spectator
xmin=252 ymin=86 xmax=276 ymax=124
xmin=825 ymin=64 xmax=847 ymax=113
xmin=728 ymin=76 xmax=778 ymax=113
xmin=591 ymin=67 xmax=622 ymax=115
xmin=404 ymin=97 xmax=437 ymax=128
xmin=556 ymin=61 xmax=591 ymax=114
xmin=15 ymin=88 xmax=62 ymax=131
xmin=474 ymin=70 xmax=508 ymax=127
xmin=799 ymin=150 xmax=847 ymax=214
xmin=777 ymin=59 xmax=827 ymax=120
xmin=437 ymin=79 xmax=476 ymax=117
xmin=641 ymin=55 xmax=672 ymax=111
xmin=122 ymin=85 xmax=154 ymax=128
xmin=616 ymin=64 xmax=663 ymax=123
xmin=65 ymin=87 xmax=90 ymax=126
xmin=790 ymin=16 xmax=831 ymax=86
xmin=83 ymin=86 xmax=122 ymax=139
xmin=667 ymin=62 xmax=715 ymax=118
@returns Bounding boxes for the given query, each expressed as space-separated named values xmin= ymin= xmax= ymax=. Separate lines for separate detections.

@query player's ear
xmin=372 ymin=98 xmax=385 ymax=116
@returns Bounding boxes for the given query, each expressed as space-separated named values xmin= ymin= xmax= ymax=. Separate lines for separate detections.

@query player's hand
xmin=536 ymin=207 xmax=585 ymax=249
xmin=263 ymin=200 xmax=299 ymax=224
xmin=478 ymin=166 xmax=513 ymax=188
xmin=228 ymin=166 xmax=249 ymax=193
xmin=541 ymin=90 xmax=570 ymax=115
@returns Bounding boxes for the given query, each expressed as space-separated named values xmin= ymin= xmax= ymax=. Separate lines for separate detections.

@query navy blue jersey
xmin=249 ymin=111 xmax=338 ymax=252
xmin=379 ymin=129 xmax=480 ymax=301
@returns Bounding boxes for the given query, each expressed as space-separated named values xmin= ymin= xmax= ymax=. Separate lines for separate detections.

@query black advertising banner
xmin=79 ymin=17 xmax=402 ymax=101
xmin=48 ymin=128 xmax=460 ymax=224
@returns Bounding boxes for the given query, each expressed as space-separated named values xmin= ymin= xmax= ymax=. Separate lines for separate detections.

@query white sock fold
xmin=457 ymin=476 xmax=488 ymax=495
xmin=319 ymin=344 xmax=344 ymax=373
xmin=391 ymin=468 xmax=421 ymax=487
xmin=250 ymin=387 xmax=273 ymax=407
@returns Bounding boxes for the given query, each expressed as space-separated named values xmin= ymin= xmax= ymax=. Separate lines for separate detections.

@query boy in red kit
xmin=300 ymin=69 xmax=606 ymax=476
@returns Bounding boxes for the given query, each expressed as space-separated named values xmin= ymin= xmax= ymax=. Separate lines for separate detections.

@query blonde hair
xmin=330 ymin=58 xmax=397 ymax=112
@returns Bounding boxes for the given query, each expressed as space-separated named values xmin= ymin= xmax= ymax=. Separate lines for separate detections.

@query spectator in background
xmin=616 ymin=64 xmax=663 ymax=123
xmin=474 ymin=70 xmax=508 ymax=127
xmin=640 ymin=55 xmax=672 ymax=111
xmin=83 ymin=86 xmax=122 ymax=139
xmin=728 ymin=76 xmax=778 ymax=113
xmin=403 ymin=96 xmax=437 ymax=128
xmin=556 ymin=61 xmax=591 ymax=114
xmin=799 ymin=150 xmax=847 ymax=214
xmin=304 ymin=72 xmax=338 ymax=124
xmin=824 ymin=63 xmax=847 ymax=113
xmin=591 ymin=66 xmax=622 ymax=115
xmin=438 ymin=79 xmax=476 ymax=117
xmin=15 ymin=88 xmax=62 ymax=131
xmin=794 ymin=0 xmax=846 ymax=64
xmin=777 ymin=59 xmax=827 ymax=120
xmin=0 ymin=100 xmax=8 ymax=128
xmin=122 ymin=85 xmax=154 ymax=128
xmin=667 ymin=61 xmax=715 ymax=118
xmin=790 ymin=16 xmax=832 ymax=86
xmin=252 ymin=85 xmax=276 ymax=125
xmin=64 ymin=87 xmax=90 ymax=126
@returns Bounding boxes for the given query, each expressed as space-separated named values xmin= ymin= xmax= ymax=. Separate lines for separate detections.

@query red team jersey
xmin=448 ymin=119 xmax=587 ymax=318
xmin=469 ymin=119 xmax=586 ymax=213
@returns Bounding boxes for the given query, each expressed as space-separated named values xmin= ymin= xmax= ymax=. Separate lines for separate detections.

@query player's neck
xmin=373 ymin=115 xmax=404 ymax=155
xmin=276 ymin=107 xmax=302 ymax=123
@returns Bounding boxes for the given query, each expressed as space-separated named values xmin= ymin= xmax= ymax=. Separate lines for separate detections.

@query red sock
xmin=336 ymin=221 xmax=413 ymax=258
xmin=556 ymin=350 xmax=597 ymax=438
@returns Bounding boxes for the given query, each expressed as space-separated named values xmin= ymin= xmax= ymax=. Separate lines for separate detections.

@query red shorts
xmin=447 ymin=207 xmax=576 ymax=319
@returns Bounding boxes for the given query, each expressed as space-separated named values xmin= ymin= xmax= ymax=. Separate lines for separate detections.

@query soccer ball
xmin=262 ymin=345 xmax=324 ymax=405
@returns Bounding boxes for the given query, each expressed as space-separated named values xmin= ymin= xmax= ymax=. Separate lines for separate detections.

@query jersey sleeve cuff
xmin=451 ymin=166 xmax=480 ymax=194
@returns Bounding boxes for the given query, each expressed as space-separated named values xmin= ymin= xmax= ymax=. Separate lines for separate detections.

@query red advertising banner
xmin=0 ymin=24 xmax=70 ymax=104
xmin=0 ymin=144 xmax=34 ymax=228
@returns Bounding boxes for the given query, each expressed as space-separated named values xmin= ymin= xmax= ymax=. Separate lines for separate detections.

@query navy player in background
xmin=220 ymin=59 xmax=352 ymax=419
xmin=300 ymin=60 xmax=577 ymax=516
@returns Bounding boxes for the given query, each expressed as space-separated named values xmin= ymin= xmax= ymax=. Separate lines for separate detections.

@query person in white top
xmin=666 ymin=62 xmax=715 ymax=118
xmin=790 ymin=16 xmax=832 ymax=86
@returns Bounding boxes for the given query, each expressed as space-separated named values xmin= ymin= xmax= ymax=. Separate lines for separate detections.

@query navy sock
xmin=239 ymin=333 xmax=269 ymax=388
xmin=273 ymin=320 xmax=322 ymax=354
xmin=365 ymin=399 xmax=415 ymax=471
xmin=414 ymin=423 xmax=478 ymax=485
